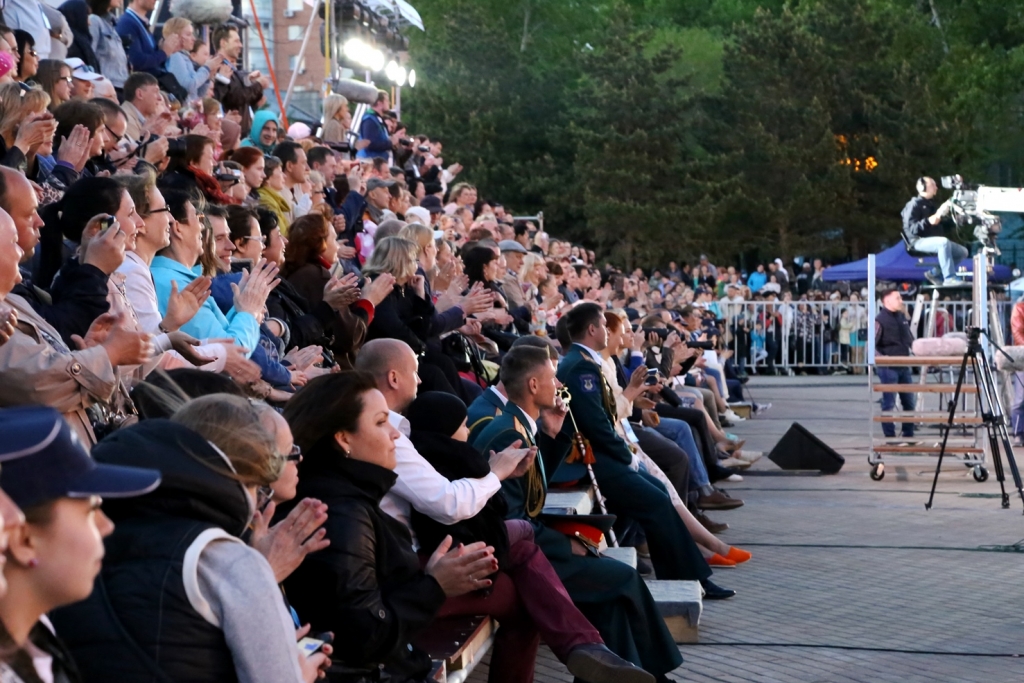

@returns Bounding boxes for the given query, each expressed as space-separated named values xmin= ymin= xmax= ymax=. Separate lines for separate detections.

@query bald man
xmin=0 ymin=168 xmax=113 ymax=343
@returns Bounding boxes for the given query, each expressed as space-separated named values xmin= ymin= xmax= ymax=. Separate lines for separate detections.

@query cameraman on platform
xmin=901 ymin=176 xmax=968 ymax=286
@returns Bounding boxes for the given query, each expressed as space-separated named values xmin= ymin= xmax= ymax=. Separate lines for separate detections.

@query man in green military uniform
xmin=554 ymin=303 xmax=733 ymax=598
xmin=473 ymin=345 xmax=683 ymax=679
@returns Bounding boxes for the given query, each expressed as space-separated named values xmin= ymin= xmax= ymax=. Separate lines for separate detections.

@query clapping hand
xmin=73 ymin=312 xmax=153 ymax=366
xmin=166 ymin=330 xmax=214 ymax=366
xmin=56 ymin=124 xmax=92 ymax=172
xmin=161 ymin=277 xmax=212 ymax=332
xmin=0 ymin=304 xmax=16 ymax=346
xmin=251 ymin=497 xmax=330 ymax=583
xmin=323 ymin=273 xmax=360 ymax=310
xmin=284 ymin=345 xmax=323 ymax=372
xmin=424 ymin=536 xmax=498 ymax=597
xmin=232 ymin=259 xmax=280 ymax=316
xmin=361 ymin=273 xmax=395 ymax=307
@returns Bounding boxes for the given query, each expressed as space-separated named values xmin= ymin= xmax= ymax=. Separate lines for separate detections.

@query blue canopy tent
xmin=821 ymin=243 xmax=1012 ymax=283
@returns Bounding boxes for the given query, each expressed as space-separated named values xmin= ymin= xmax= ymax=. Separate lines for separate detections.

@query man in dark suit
xmin=554 ymin=303 xmax=731 ymax=597
xmin=473 ymin=346 xmax=682 ymax=680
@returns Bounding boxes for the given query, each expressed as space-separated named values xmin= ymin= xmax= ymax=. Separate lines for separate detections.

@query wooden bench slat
xmin=875 ymin=356 xmax=967 ymax=366
xmin=872 ymin=384 xmax=977 ymax=393
xmin=873 ymin=415 xmax=983 ymax=424
xmin=872 ymin=445 xmax=983 ymax=453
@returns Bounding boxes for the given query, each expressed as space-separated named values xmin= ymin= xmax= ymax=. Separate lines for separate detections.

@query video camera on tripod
xmin=938 ymin=174 xmax=1002 ymax=253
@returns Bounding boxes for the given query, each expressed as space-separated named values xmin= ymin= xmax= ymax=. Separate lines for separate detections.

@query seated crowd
xmin=0 ymin=15 xmax=769 ymax=683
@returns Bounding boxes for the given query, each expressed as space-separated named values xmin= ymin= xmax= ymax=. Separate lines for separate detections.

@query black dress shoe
xmin=566 ymin=643 xmax=655 ymax=683
xmin=700 ymin=578 xmax=736 ymax=600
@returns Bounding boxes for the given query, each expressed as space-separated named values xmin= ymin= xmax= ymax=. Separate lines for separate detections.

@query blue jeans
xmin=654 ymin=417 xmax=709 ymax=488
xmin=1012 ymin=372 xmax=1024 ymax=437
xmin=912 ymin=236 xmax=969 ymax=281
xmin=877 ymin=366 xmax=916 ymax=437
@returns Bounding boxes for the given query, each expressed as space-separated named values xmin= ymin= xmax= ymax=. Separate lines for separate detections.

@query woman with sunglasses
xmin=50 ymin=395 xmax=331 ymax=683
xmin=12 ymin=30 xmax=37 ymax=81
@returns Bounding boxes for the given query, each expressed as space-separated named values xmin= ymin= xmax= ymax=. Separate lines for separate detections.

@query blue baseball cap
xmin=0 ymin=407 xmax=161 ymax=510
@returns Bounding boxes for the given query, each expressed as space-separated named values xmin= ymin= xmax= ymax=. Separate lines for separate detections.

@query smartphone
xmin=298 ymin=631 xmax=333 ymax=657
xmin=297 ymin=637 xmax=326 ymax=657
xmin=98 ymin=216 xmax=117 ymax=235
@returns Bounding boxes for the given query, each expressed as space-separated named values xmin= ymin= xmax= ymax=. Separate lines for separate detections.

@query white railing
xmin=711 ymin=299 xmax=1014 ymax=373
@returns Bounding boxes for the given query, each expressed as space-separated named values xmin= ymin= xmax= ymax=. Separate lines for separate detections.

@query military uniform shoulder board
xmin=468 ymin=410 xmax=500 ymax=435
xmin=512 ymin=416 xmax=532 ymax=444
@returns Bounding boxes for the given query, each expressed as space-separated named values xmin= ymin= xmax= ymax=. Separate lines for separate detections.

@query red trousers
xmin=437 ymin=520 xmax=603 ymax=683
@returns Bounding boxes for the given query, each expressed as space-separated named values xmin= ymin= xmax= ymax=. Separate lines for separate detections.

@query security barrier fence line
xmin=716 ymin=300 xmax=1015 ymax=373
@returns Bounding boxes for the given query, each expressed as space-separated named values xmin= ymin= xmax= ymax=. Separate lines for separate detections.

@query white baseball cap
xmin=65 ymin=58 xmax=103 ymax=81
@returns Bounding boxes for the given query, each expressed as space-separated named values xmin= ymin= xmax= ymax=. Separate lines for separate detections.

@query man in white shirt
xmin=355 ymin=338 xmax=534 ymax=546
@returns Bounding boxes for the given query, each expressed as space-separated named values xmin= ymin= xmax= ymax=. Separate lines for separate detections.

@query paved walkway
xmin=467 ymin=375 xmax=1024 ymax=683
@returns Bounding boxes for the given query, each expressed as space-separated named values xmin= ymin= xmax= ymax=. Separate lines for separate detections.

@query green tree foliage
xmin=402 ymin=0 xmax=1024 ymax=267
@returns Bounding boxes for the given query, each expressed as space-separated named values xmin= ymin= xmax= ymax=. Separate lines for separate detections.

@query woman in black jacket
xmin=281 ymin=373 xmax=497 ymax=683
xmin=260 ymin=209 xmax=385 ymax=368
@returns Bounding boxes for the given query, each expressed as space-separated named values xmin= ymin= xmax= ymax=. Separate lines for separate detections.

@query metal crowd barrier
xmin=713 ymin=299 xmax=1015 ymax=374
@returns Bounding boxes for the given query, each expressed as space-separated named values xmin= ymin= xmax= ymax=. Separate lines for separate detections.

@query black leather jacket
xmin=281 ymin=449 xmax=446 ymax=683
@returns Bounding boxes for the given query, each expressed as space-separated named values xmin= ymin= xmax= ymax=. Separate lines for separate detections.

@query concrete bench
xmin=644 ymin=579 xmax=703 ymax=643
xmin=600 ymin=545 xmax=637 ymax=568
xmin=415 ymin=616 xmax=497 ymax=683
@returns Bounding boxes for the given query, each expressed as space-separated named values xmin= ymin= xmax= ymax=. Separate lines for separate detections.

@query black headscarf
xmin=406 ymin=392 xmax=509 ymax=565
xmin=60 ymin=0 xmax=101 ymax=72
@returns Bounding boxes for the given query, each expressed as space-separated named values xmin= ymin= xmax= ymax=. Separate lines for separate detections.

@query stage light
xmin=344 ymin=37 xmax=370 ymax=65
xmin=368 ymin=48 xmax=385 ymax=72
xmin=385 ymin=60 xmax=406 ymax=85
xmin=407 ymin=69 xmax=416 ymax=87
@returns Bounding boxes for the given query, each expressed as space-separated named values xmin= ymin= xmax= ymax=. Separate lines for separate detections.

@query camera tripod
xmin=926 ymin=327 xmax=1024 ymax=512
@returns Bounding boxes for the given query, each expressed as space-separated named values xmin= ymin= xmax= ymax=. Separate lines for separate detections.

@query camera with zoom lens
xmin=940 ymin=174 xmax=1002 ymax=253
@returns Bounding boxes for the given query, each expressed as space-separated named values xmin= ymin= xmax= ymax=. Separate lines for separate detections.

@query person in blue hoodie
xmin=746 ymin=263 xmax=767 ymax=293
xmin=241 ymin=109 xmax=281 ymax=155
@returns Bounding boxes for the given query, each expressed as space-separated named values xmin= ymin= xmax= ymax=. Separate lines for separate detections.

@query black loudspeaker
xmin=768 ymin=423 xmax=845 ymax=474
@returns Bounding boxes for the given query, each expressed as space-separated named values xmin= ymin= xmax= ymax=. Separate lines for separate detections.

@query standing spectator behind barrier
xmin=874 ymin=288 xmax=916 ymax=439
xmin=87 ymin=0 xmax=128 ymax=91
xmin=211 ymin=24 xmax=268 ymax=137
xmin=354 ymin=89 xmax=392 ymax=161
xmin=163 ymin=17 xmax=222 ymax=103
xmin=3 ymin=0 xmax=52 ymax=59
xmin=115 ymin=0 xmax=177 ymax=76
xmin=60 ymin=0 xmax=100 ymax=72
xmin=321 ymin=92 xmax=350 ymax=146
